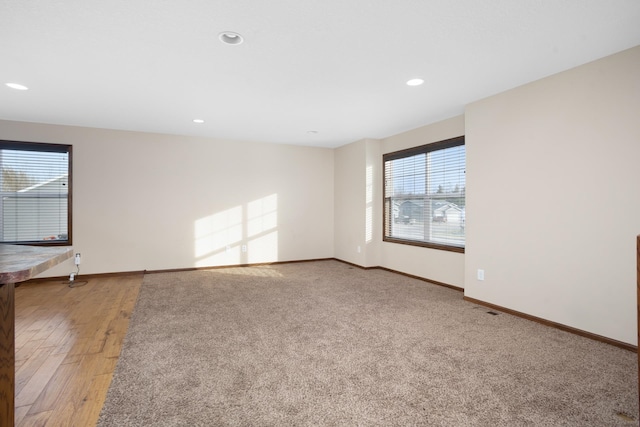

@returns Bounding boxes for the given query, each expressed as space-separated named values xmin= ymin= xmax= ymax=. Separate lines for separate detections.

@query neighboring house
xmin=392 ymin=198 xmax=464 ymax=224
xmin=1 ymin=174 xmax=68 ymax=242
xmin=397 ymin=200 xmax=423 ymax=223
xmin=433 ymin=202 xmax=463 ymax=224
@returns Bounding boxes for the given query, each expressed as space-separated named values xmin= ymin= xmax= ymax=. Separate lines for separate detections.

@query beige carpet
xmin=98 ymin=260 xmax=638 ymax=426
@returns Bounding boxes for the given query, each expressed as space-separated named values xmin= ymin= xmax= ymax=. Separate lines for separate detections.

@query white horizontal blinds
xmin=385 ymin=154 xmax=427 ymax=240
xmin=383 ymin=137 xmax=465 ymax=249
xmin=385 ymin=154 xmax=426 ymax=197
xmin=426 ymin=144 xmax=465 ymax=247
xmin=0 ymin=144 xmax=70 ymax=244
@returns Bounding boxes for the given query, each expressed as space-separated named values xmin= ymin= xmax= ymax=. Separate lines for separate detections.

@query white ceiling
xmin=1 ymin=1 xmax=639 ymax=148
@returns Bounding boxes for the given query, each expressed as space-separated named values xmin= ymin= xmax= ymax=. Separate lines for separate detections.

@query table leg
xmin=0 ymin=282 xmax=15 ymax=427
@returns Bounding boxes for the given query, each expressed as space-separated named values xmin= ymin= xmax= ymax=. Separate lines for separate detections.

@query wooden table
xmin=0 ymin=245 xmax=73 ymax=426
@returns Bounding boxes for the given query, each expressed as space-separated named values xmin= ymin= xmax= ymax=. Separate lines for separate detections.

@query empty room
xmin=1 ymin=1 xmax=640 ymax=426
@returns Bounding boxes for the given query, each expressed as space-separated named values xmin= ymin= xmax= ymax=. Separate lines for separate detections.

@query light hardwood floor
xmin=13 ymin=274 xmax=143 ymax=427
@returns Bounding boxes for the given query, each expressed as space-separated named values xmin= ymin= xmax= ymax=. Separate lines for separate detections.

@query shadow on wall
xmin=194 ymin=194 xmax=278 ymax=267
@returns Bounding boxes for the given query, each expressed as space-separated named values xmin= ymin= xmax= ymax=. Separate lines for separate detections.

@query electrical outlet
xmin=74 ymin=253 xmax=81 ymax=265
xmin=477 ymin=269 xmax=485 ymax=281
xmin=241 ymin=245 xmax=247 ymax=253
xmin=357 ymin=246 xmax=361 ymax=253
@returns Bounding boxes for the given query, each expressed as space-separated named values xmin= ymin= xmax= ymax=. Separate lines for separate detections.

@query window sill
xmin=383 ymin=237 xmax=465 ymax=254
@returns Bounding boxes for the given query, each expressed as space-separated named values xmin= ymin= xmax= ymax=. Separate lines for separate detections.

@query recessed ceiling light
xmin=6 ymin=82 xmax=29 ymax=90
xmin=193 ymin=119 xmax=205 ymax=124
xmin=219 ymin=32 xmax=244 ymax=45
xmin=406 ymin=78 xmax=424 ymax=86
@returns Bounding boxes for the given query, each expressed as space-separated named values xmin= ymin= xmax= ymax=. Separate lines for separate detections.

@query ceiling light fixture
xmin=193 ymin=119 xmax=205 ymax=124
xmin=406 ymin=78 xmax=424 ymax=86
xmin=6 ymin=82 xmax=29 ymax=90
xmin=219 ymin=31 xmax=244 ymax=45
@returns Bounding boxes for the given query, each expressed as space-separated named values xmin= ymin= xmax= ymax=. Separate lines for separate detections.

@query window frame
xmin=383 ymin=136 xmax=465 ymax=253
xmin=0 ymin=140 xmax=73 ymax=246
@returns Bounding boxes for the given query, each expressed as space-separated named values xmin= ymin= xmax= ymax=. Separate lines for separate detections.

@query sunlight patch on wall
xmin=248 ymin=194 xmax=278 ymax=263
xmin=365 ymin=165 xmax=373 ymax=243
xmin=194 ymin=194 xmax=279 ymax=268
xmin=194 ymin=205 xmax=243 ymax=267
xmin=365 ymin=206 xmax=373 ymax=243
xmin=248 ymin=194 xmax=277 ymax=237
xmin=248 ymin=231 xmax=278 ymax=264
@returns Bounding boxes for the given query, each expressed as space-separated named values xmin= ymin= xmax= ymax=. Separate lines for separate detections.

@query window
xmin=0 ymin=140 xmax=72 ymax=245
xmin=384 ymin=136 xmax=465 ymax=252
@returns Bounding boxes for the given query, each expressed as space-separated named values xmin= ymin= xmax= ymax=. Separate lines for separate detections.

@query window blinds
xmin=0 ymin=142 xmax=71 ymax=244
xmin=383 ymin=137 xmax=465 ymax=250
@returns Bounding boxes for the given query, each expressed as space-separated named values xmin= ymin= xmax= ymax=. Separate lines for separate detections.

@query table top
xmin=0 ymin=245 xmax=73 ymax=284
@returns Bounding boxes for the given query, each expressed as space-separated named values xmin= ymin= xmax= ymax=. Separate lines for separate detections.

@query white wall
xmin=333 ymin=138 xmax=382 ymax=268
xmin=333 ymin=139 xmax=367 ymax=265
xmin=465 ymin=46 xmax=640 ymax=345
xmin=0 ymin=120 xmax=335 ymax=276
xmin=364 ymin=139 xmax=382 ymax=267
